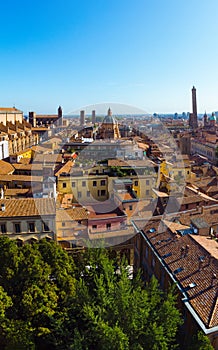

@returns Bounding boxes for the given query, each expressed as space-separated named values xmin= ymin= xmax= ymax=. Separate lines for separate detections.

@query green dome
xmin=209 ymin=114 xmax=216 ymax=121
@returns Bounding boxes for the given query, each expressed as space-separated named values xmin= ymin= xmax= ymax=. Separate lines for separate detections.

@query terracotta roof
xmin=180 ymin=195 xmax=204 ymax=205
xmin=0 ymin=161 xmax=14 ymax=175
xmin=186 ymin=186 xmax=218 ymax=202
xmin=56 ymin=207 xmax=89 ymax=221
xmin=18 ymin=158 xmax=32 ymax=165
xmin=134 ymin=218 xmax=218 ymax=329
xmin=162 ymin=219 xmax=189 ymax=233
xmin=32 ymin=127 xmax=49 ymax=131
xmin=0 ymin=107 xmax=22 ymax=112
xmin=190 ymin=177 xmax=216 ymax=188
xmin=12 ymin=163 xmax=43 ymax=171
xmin=0 ymin=175 xmax=43 ymax=182
xmin=207 ymin=186 xmax=218 ymax=194
xmin=33 ymin=154 xmax=63 ymax=164
xmin=108 ymin=159 xmax=131 ymax=167
xmin=191 ymin=235 xmax=218 ymax=259
xmin=180 ymin=205 xmax=218 ymax=227
xmin=31 ymin=145 xmax=53 ymax=154
xmin=59 ymin=194 xmax=74 ymax=208
xmin=35 ymin=114 xmax=58 ymax=119
xmin=4 ymin=188 xmax=30 ymax=196
xmin=55 ymin=160 xmax=74 ymax=176
xmin=153 ymin=189 xmax=169 ymax=198
xmin=117 ymin=192 xmax=136 ymax=201
xmin=0 ymin=198 xmax=55 ymax=217
xmin=4 ymin=188 xmax=30 ymax=197
xmin=86 ymin=202 xmax=126 ymax=219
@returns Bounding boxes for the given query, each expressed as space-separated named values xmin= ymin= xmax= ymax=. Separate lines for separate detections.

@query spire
xmin=108 ymin=107 xmax=112 ymax=116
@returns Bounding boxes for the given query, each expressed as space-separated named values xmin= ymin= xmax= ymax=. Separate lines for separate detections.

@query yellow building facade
xmin=57 ymin=173 xmax=109 ymax=203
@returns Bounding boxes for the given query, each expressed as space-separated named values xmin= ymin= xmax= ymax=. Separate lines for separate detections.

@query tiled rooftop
xmin=0 ymin=175 xmax=43 ymax=182
xmin=134 ymin=218 xmax=218 ymax=329
xmin=4 ymin=188 xmax=30 ymax=196
xmin=56 ymin=207 xmax=89 ymax=221
xmin=18 ymin=158 xmax=32 ymax=165
xmin=0 ymin=160 xmax=15 ymax=175
xmin=86 ymin=202 xmax=126 ymax=219
xmin=55 ymin=160 xmax=74 ymax=176
xmin=180 ymin=205 xmax=218 ymax=227
xmin=0 ymin=198 xmax=55 ymax=217
xmin=0 ymin=107 xmax=22 ymax=112
xmin=33 ymin=154 xmax=63 ymax=164
xmin=12 ymin=163 xmax=43 ymax=171
xmin=35 ymin=114 xmax=59 ymax=119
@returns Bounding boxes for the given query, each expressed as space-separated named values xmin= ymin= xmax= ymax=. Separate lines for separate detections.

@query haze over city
xmin=1 ymin=0 xmax=218 ymax=114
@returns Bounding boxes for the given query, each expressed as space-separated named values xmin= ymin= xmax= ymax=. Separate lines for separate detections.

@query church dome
xmin=103 ymin=115 xmax=116 ymax=124
xmin=102 ymin=108 xmax=117 ymax=124
xmin=209 ymin=113 xmax=216 ymax=121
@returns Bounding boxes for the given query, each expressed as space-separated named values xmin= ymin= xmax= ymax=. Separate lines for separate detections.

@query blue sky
xmin=1 ymin=0 xmax=218 ymax=114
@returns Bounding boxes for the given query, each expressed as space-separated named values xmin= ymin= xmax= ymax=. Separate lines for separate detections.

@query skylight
xmin=174 ymin=267 xmax=184 ymax=275
xmin=149 ymin=228 xmax=156 ymax=233
xmin=162 ymin=252 xmax=172 ymax=259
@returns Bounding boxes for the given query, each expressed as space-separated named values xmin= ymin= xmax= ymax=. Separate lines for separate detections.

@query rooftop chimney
xmin=211 ymin=273 xmax=217 ymax=286
xmin=198 ymin=256 xmax=205 ymax=271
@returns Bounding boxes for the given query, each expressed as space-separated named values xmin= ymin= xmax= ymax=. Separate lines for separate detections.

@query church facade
xmin=97 ymin=108 xmax=121 ymax=140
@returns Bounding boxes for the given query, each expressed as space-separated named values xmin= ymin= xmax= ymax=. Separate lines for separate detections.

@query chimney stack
xmin=211 ymin=273 xmax=217 ymax=286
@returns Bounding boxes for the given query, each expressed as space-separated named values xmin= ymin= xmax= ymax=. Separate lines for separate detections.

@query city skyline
xmin=1 ymin=0 xmax=218 ymax=114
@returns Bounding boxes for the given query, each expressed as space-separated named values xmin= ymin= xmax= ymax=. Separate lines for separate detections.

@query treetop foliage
xmin=0 ymin=237 xmax=212 ymax=349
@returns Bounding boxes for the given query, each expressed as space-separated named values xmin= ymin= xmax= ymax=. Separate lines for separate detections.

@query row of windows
xmin=62 ymin=180 xmax=106 ymax=188
xmin=93 ymin=180 xmax=106 ymax=186
xmin=76 ymin=190 xmax=106 ymax=199
xmin=0 ymin=222 xmax=50 ymax=234
xmin=62 ymin=179 xmax=154 ymax=189
xmin=92 ymin=222 xmax=126 ymax=230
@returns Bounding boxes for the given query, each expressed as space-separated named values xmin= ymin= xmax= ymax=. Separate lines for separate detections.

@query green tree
xmin=0 ymin=238 xmax=77 ymax=350
xmin=71 ymin=248 xmax=182 ymax=350
xmin=188 ymin=331 xmax=214 ymax=350
xmin=0 ymin=236 xmax=20 ymax=293
xmin=0 ymin=238 xmax=183 ymax=350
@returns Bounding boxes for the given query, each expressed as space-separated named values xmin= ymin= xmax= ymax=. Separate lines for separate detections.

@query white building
xmin=0 ymin=140 xmax=9 ymax=160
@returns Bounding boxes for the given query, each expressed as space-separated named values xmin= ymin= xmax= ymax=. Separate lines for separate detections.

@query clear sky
xmin=1 ymin=0 xmax=218 ymax=115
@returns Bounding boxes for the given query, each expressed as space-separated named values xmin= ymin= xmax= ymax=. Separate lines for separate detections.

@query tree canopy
xmin=0 ymin=237 xmax=212 ymax=349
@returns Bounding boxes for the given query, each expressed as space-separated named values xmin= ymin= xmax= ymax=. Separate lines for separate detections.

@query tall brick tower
xmin=92 ymin=110 xmax=96 ymax=124
xmin=80 ymin=110 xmax=85 ymax=126
xmin=57 ymin=106 xmax=63 ymax=126
xmin=189 ymin=86 xmax=198 ymax=129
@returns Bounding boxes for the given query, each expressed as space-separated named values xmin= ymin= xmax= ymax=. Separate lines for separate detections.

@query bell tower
xmin=58 ymin=106 xmax=63 ymax=126
xmin=188 ymin=86 xmax=198 ymax=129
